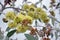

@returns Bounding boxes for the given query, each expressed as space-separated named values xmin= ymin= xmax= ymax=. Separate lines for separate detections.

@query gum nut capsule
xmin=29 ymin=4 xmax=36 ymax=12
xmin=23 ymin=4 xmax=29 ymax=10
xmin=16 ymin=25 xmax=28 ymax=33
xmin=5 ymin=11 xmax=16 ymax=20
xmin=8 ymin=22 xmax=17 ymax=28
xmin=25 ymin=15 xmax=33 ymax=22
xmin=14 ymin=16 xmax=21 ymax=23
xmin=28 ymin=11 xmax=34 ymax=18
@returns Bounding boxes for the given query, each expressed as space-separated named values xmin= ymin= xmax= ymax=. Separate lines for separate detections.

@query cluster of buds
xmin=30 ymin=27 xmax=37 ymax=35
xmin=38 ymin=24 xmax=52 ymax=40
xmin=29 ymin=24 xmax=52 ymax=40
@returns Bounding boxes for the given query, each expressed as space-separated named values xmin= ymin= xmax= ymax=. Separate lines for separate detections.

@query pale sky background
xmin=0 ymin=0 xmax=60 ymax=40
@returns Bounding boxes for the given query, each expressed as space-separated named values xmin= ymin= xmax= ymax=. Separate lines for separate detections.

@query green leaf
xmin=34 ymin=35 xmax=38 ymax=40
xmin=35 ymin=20 xmax=37 ymax=27
xmin=59 ymin=23 xmax=60 ymax=26
xmin=43 ymin=5 xmax=47 ymax=10
xmin=7 ymin=29 xmax=16 ymax=38
xmin=5 ymin=36 xmax=9 ymax=40
xmin=0 ymin=13 xmax=1 ymax=15
xmin=25 ymin=34 xmax=38 ymax=40
xmin=52 ymin=19 xmax=54 ymax=26
xmin=56 ymin=3 xmax=60 ymax=9
xmin=55 ymin=32 xmax=58 ymax=40
xmin=6 ymin=27 xmax=10 ymax=31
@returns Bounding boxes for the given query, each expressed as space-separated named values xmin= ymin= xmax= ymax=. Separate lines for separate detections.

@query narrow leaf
xmin=56 ymin=3 xmax=60 ymax=9
xmin=39 ymin=0 xmax=43 ymax=2
xmin=6 ymin=27 xmax=10 ymax=31
xmin=55 ymin=32 xmax=58 ymax=40
xmin=35 ymin=20 xmax=37 ymax=27
xmin=35 ymin=2 xmax=40 ymax=5
xmin=25 ymin=34 xmax=37 ymax=40
xmin=50 ymin=33 xmax=53 ymax=38
xmin=43 ymin=5 xmax=47 ymax=10
xmin=0 ymin=13 xmax=1 ymax=15
xmin=7 ymin=29 xmax=16 ymax=38
xmin=49 ymin=11 xmax=55 ymax=16
xmin=4 ymin=36 xmax=9 ymax=40
xmin=52 ymin=19 xmax=54 ymax=26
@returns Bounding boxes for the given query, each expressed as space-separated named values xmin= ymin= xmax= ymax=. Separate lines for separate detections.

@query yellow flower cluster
xmin=5 ymin=11 xmax=33 ymax=33
xmin=23 ymin=3 xmax=49 ymax=23
xmin=4 ymin=3 xmax=49 ymax=33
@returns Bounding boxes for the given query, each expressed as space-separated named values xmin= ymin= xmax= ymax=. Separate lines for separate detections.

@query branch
xmin=0 ymin=2 xmax=4 ymax=8
xmin=2 ymin=7 xmax=21 ymax=12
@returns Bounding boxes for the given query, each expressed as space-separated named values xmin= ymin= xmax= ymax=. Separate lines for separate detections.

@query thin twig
xmin=0 ymin=2 xmax=4 ymax=8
